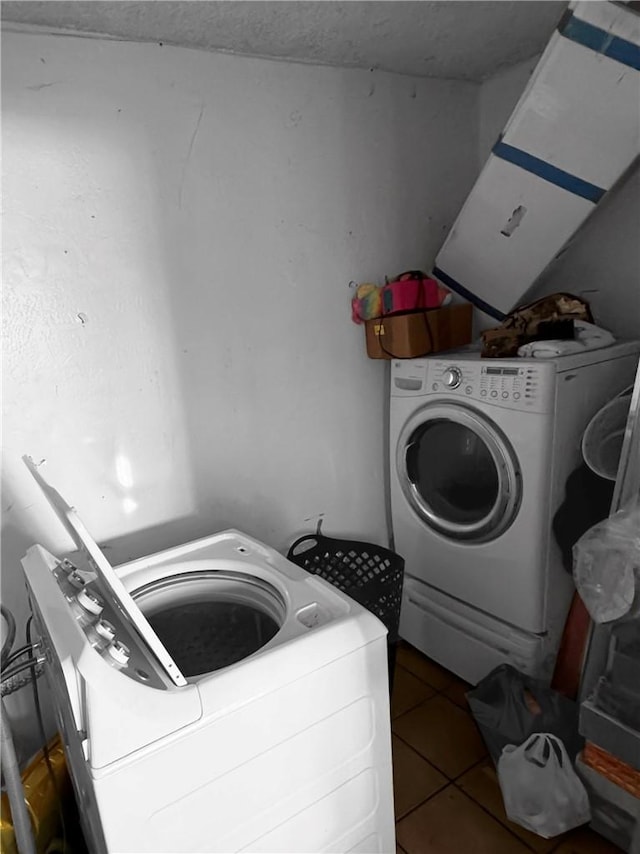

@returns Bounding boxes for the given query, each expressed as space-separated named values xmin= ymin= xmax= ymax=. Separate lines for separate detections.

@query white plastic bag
xmin=497 ymin=733 xmax=591 ymax=838
xmin=573 ymin=505 xmax=640 ymax=623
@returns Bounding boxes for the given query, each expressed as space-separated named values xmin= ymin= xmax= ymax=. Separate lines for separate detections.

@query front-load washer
xmin=21 ymin=458 xmax=395 ymax=853
xmin=389 ymin=341 xmax=640 ymax=685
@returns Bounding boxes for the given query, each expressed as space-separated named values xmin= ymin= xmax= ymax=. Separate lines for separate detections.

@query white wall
xmin=2 ymin=30 xmax=478 ymax=743
xmin=477 ymin=56 xmax=538 ymax=167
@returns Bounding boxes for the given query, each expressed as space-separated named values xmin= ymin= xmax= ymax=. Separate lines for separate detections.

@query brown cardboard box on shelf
xmin=365 ymin=303 xmax=472 ymax=359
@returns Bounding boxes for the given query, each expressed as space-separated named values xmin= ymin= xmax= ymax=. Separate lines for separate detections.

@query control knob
xmin=86 ymin=618 xmax=116 ymax=652
xmin=103 ymin=640 xmax=131 ymax=671
xmin=71 ymin=589 xmax=104 ymax=627
xmin=443 ymin=366 xmax=462 ymax=389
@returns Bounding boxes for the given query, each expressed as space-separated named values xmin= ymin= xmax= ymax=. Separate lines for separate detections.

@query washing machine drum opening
xmin=400 ymin=408 xmax=521 ymax=542
xmin=412 ymin=421 xmax=499 ymax=524
xmin=133 ymin=572 xmax=285 ymax=677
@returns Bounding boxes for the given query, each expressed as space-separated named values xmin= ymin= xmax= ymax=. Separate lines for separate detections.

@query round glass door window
xmin=133 ymin=571 xmax=285 ymax=677
xmin=398 ymin=404 xmax=521 ymax=542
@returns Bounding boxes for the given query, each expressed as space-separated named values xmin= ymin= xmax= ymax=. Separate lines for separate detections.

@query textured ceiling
xmin=0 ymin=1 xmax=567 ymax=81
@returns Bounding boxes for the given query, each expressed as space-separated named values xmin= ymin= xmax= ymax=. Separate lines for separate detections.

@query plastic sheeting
xmin=573 ymin=505 xmax=640 ymax=624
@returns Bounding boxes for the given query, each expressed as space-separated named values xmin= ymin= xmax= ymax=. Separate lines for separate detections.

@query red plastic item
xmin=551 ymin=592 xmax=592 ymax=700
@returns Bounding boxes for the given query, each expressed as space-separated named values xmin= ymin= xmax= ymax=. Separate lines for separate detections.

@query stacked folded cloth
xmin=481 ymin=293 xmax=615 ymax=359
xmin=518 ymin=321 xmax=615 ymax=359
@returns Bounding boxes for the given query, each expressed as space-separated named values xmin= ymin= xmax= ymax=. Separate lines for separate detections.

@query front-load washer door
xmin=397 ymin=403 xmax=522 ymax=543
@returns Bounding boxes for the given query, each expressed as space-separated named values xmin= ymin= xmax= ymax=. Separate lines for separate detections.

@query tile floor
xmin=391 ymin=642 xmax=623 ymax=854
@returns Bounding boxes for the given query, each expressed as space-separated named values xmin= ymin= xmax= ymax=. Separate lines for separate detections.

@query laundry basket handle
xmin=287 ymin=535 xmax=321 ymax=560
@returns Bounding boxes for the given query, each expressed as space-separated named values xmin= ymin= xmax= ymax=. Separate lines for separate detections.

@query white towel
xmin=517 ymin=321 xmax=615 ymax=359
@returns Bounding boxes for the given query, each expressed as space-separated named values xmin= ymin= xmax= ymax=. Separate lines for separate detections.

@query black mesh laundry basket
xmin=286 ymin=534 xmax=405 ymax=689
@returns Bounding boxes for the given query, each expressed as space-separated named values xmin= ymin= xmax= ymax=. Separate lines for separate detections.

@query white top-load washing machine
xmin=20 ymin=459 xmax=395 ymax=854
xmin=389 ymin=341 xmax=640 ymax=685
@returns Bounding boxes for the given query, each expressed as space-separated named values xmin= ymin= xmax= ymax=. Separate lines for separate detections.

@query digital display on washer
xmin=485 ymin=367 xmax=519 ymax=376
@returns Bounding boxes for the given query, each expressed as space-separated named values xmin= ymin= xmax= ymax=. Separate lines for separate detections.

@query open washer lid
xmin=23 ymin=456 xmax=188 ymax=687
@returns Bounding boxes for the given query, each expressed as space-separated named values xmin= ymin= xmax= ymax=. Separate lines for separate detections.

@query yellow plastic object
xmin=0 ymin=735 xmax=70 ymax=854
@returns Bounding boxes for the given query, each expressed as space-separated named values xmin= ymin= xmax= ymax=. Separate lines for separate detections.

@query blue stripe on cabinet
xmin=559 ymin=12 xmax=640 ymax=71
xmin=492 ymin=141 xmax=606 ymax=204
xmin=432 ymin=267 xmax=506 ymax=321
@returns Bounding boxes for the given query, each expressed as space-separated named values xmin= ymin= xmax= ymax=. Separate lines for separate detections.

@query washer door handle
xmin=405 ymin=442 xmax=419 ymax=484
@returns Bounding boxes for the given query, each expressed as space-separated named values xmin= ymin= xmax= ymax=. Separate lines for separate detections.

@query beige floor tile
xmin=396 ymin=643 xmax=455 ymax=690
xmin=393 ymin=695 xmax=486 ymax=778
xmin=391 ymin=665 xmax=436 ymax=719
xmin=392 ymin=735 xmax=448 ymax=819
xmin=457 ymin=759 xmax=559 ymax=853
xmin=442 ymin=675 xmax=471 ymax=710
xmin=396 ymin=785 xmax=531 ymax=854
xmin=552 ymin=826 xmax=623 ymax=853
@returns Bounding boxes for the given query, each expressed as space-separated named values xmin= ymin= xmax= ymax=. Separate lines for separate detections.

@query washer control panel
xmin=479 ymin=364 xmax=526 ymax=401
xmin=22 ymin=456 xmax=189 ymax=689
xmin=391 ymin=357 xmax=554 ymax=412
xmin=48 ymin=556 xmax=171 ymax=690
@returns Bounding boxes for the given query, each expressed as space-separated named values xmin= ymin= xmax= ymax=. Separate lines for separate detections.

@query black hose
xmin=1 ymin=657 xmax=46 ymax=684
xmin=1 ymin=664 xmax=44 ymax=697
xmin=1 ymin=604 xmax=17 ymax=667
xmin=2 ymin=643 xmax=38 ymax=671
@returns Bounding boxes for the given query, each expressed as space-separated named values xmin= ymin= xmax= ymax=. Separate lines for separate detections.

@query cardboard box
xmin=365 ymin=303 xmax=472 ymax=360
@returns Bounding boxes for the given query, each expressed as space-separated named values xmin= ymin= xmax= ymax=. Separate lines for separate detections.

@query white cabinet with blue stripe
xmin=434 ymin=0 xmax=640 ymax=326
